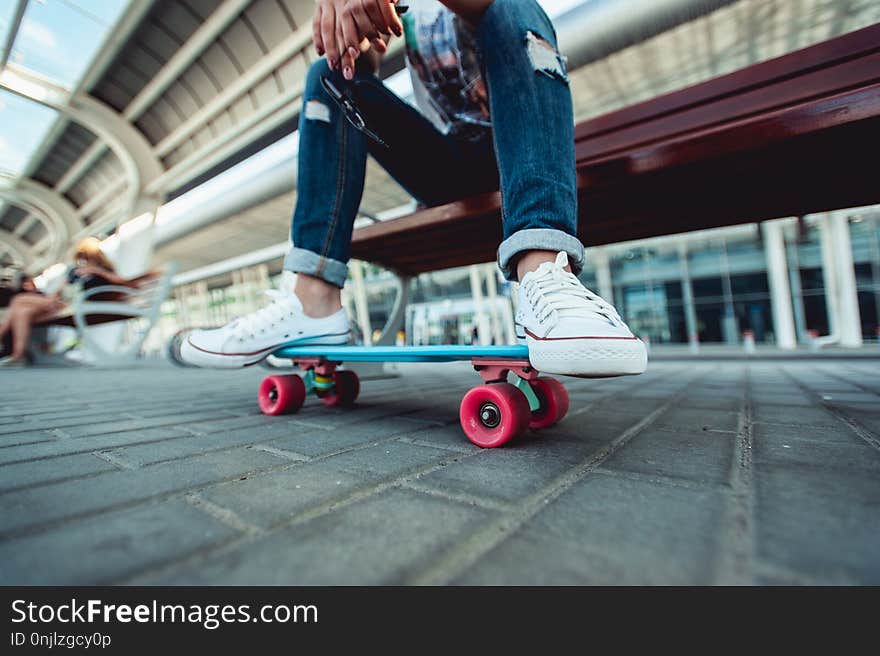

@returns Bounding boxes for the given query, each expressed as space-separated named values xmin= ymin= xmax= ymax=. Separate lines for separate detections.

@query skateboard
xmin=257 ymin=345 xmax=569 ymax=449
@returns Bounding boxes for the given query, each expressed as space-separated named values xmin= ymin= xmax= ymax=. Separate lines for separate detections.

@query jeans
xmin=285 ymin=0 xmax=583 ymax=288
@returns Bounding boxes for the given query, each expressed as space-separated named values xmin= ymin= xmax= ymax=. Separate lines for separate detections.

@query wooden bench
xmin=348 ymin=24 xmax=880 ymax=344
xmin=351 ymin=23 xmax=880 ymax=274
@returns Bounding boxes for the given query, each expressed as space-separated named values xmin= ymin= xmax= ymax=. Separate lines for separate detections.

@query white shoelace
xmin=525 ymin=265 xmax=622 ymax=326
xmin=230 ymin=290 xmax=298 ymax=341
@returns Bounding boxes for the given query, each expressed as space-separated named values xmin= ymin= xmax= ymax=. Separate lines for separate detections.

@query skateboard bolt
xmin=268 ymin=388 xmax=278 ymax=403
xmin=479 ymin=402 xmax=501 ymax=428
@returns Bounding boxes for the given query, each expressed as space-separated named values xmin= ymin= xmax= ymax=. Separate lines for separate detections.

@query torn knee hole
xmin=525 ymin=31 xmax=569 ymax=83
xmin=304 ymin=99 xmax=331 ymax=123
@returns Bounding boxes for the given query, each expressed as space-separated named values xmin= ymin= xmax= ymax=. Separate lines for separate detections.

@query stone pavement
xmin=0 ymin=357 xmax=878 ymax=585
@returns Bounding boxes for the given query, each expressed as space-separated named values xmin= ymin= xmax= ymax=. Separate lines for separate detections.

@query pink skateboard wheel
xmin=319 ymin=370 xmax=360 ymax=408
xmin=459 ymin=382 xmax=531 ymax=448
xmin=528 ymin=377 xmax=569 ymax=429
xmin=259 ymin=374 xmax=306 ymax=415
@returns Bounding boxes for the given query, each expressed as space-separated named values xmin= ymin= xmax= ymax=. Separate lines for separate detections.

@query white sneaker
xmin=180 ymin=290 xmax=351 ymax=369
xmin=516 ymin=252 xmax=647 ymax=377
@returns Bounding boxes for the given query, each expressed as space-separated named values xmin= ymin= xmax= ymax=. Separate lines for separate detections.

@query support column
xmin=678 ymin=244 xmax=699 ymax=352
xmin=720 ymin=247 xmax=738 ymax=345
xmin=785 ymin=230 xmax=808 ymax=344
xmin=831 ymin=212 xmax=863 ymax=347
xmin=484 ymin=263 xmax=505 ymax=345
xmin=819 ymin=213 xmax=839 ymax=338
xmin=593 ymin=248 xmax=614 ymax=303
xmin=469 ymin=265 xmax=491 ymax=346
xmin=350 ymin=260 xmax=372 ymax=346
xmin=761 ymin=220 xmax=797 ymax=350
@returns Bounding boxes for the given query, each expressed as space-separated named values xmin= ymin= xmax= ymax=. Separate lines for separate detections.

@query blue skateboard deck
xmin=272 ymin=344 xmax=530 ymax=363
xmin=260 ymin=343 xmax=568 ymax=448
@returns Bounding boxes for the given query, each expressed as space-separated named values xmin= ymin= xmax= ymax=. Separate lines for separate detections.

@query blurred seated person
xmin=0 ymin=237 xmax=134 ymax=367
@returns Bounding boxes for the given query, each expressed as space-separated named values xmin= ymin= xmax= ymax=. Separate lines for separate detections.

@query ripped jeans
xmin=286 ymin=0 xmax=581 ymax=287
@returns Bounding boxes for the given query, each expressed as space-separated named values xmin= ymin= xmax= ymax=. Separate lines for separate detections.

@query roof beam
xmin=154 ymin=23 xmax=313 ymax=158
xmin=0 ymin=230 xmax=29 ymax=265
xmin=1 ymin=67 xmax=164 ymax=231
xmin=66 ymin=93 xmax=165 ymax=194
xmin=154 ymin=37 xmax=405 ymax=193
xmin=53 ymin=0 xmax=252 ymax=200
xmin=124 ymin=0 xmax=253 ymax=122
xmin=13 ymin=213 xmax=39 ymax=237
xmin=0 ymin=178 xmax=79 ymax=242
xmin=0 ymin=0 xmax=27 ymax=71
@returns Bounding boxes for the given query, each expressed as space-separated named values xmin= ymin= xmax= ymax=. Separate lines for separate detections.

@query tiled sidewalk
xmin=0 ymin=358 xmax=877 ymax=585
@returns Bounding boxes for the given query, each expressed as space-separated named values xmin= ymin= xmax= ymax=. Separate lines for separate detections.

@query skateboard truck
xmin=471 ymin=357 xmax=541 ymax=412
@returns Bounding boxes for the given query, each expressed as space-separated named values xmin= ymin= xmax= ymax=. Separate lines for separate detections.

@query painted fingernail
xmin=343 ymin=66 xmax=352 ymax=79
xmin=316 ymin=46 xmax=324 ymax=55
xmin=348 ymin=47 xmax=358 ymax=59
xmin=329 ymin=57 xmax=338 ymax=69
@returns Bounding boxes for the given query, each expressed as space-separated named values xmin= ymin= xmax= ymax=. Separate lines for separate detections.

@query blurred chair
xmin=31 ymin=263 xmax=178 ymax=365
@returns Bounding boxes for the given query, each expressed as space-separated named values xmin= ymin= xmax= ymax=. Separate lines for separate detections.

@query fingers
xmin=362 ymin=0 xmax=393 ymax=51
xmin=379 ymin=0 xmax=403 ymax=37
xmin=320 ymin=4 xmax=339 ymax=69
xmin=313 ymin=4 xmax=324 ymax=56
xmin=337 ymin=9 xmax=360 ymax=79
xmin=328 ymin=1 xmax=401 ymax=78
xmin=363 ymin=0 xmax=399 ymax=38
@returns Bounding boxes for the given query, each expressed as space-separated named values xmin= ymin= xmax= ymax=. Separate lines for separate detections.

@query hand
xmin=313 ymin=1 xmax=403 ymax=80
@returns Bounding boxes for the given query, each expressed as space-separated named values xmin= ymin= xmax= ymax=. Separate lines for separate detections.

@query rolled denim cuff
xmin=497 ymin=228 xmax=585 ymax=281
xmin=283 ymin=247 xmax=349 ymax=288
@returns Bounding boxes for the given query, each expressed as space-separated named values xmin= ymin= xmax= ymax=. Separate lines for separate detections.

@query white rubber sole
xmin=180 ymin=332 xmax=350 ymax=369
xmin=523 ymin=335 xmax=648 ymax=378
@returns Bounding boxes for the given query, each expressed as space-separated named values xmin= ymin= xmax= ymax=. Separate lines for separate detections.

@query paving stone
xmin=0 ymin=500 xmax=237 ymax=585
xmin=0 ymin=411 xmax=133 ymax=434
xmin=0 ymin=426 xmax=192 ymax=466
xmin=200 ymin=441 xmax=451 ymax=528
xmin=319 ymin=440 xmax=451 ymax=477
xmin=498 ymin=472 xmax=728 ymax=582
xmin=399 ymin=424 xmax=483 ymax=453
xmin=107 ymin=422 xmax=316 ymax=466
xmin=752 ymin=421 xmax=864 ymax=447
xmin=838 ymin=409 xmax=880 ymax=437
xmin=0 ymin=453 xmax=117 ymax=493
xmin=750 ymin=405 xmax=841 ymax=428
xmin=652 ymin=407 xmax=741 ymax=433
xmin=265 ymin=416 xmax=427 ymax=457
xmin=0 ymin=429 xmax=57 ymax=449
xmin=754 ymin=464 xmax=880 ymax=582
xmin=754 ymin=434 xmax=880 ymax=475
xmin=199 ymin=461 xmax=364 ymax=528
xmin=417 ymin=448 xmax=587 ymax=503
xmin=57 ymin=411 xmax=231 ymax=438
xmin=603 ymin=427 xmax=734 ymax=485
xmin=454 ymin=532 xmax=667 ymax=585
xmin=0 ymin=448 xmax=285 ymax=536
xmin=133 ymin=488 xmax=494 ymax=585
